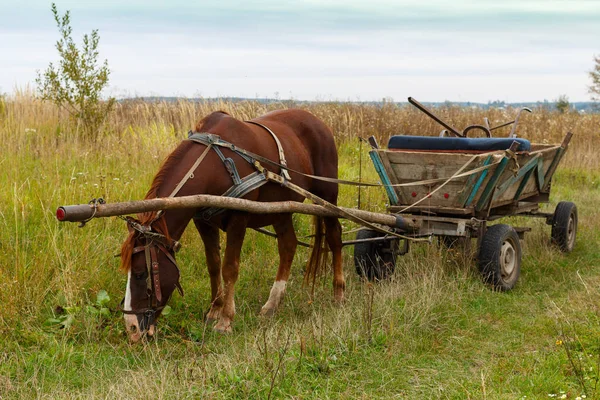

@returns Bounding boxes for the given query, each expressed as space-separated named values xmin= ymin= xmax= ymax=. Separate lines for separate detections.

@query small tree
xmin=590 ymin=55 xmax=600 ymax=102
xmin=36 ymin=3 xmax=115 ymax=138
xmin=555 ymin=94 xmax=571 ymax=114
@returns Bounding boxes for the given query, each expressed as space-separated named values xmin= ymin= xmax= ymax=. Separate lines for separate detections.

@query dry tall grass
xmin=1 ymin=90 xmax=599 ymax=398
xmin=3 ymin=89 xmax=599 ymax=169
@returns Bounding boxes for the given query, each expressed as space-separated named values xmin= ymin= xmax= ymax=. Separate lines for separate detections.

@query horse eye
xmin=134 ymin=272 xmax=145 ymax=280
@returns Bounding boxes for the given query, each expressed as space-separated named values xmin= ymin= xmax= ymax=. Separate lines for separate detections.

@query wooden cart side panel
xmin=491 ymin=146 xmax=560 ymax=206
xmin=376 ymin=150 xmax=502 ymax=209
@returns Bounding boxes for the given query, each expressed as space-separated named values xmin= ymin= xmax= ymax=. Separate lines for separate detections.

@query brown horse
xmin=119 ymin=109 xmax=344 ymax=342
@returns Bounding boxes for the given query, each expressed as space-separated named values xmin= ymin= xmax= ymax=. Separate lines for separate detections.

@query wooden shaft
xmin=56 ymin=194 xmax=417 ymax=230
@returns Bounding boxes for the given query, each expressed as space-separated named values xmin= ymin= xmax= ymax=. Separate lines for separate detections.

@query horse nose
xmin=124 ymin=314 xmax=144 ymax=342
xmin=147 ymin=324 xmax=156 ymax=337
xmin=128 ymin=328 xmax=143 ymax=343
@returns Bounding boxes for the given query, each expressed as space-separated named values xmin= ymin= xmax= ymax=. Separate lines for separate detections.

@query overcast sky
xmin=1 ymin=0 xmax=598 ymax=102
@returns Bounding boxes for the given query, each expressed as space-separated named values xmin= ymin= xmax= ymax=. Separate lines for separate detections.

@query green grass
xmin=1 ymin=117 xmax=600 ymax=399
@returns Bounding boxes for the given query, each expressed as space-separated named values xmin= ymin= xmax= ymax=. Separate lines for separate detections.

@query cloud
xmin=0 ymin=0 xmax=598 ymax=101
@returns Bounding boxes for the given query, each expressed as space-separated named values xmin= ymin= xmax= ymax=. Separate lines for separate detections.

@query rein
xmin=121 ymin=124 xmax=501 ymax=322
xmin=187 ymin=132 xmax=501 ymax=189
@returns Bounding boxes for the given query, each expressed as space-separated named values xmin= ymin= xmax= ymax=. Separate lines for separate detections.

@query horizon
xmin=1 ymin=0 xmax=598 ymax=103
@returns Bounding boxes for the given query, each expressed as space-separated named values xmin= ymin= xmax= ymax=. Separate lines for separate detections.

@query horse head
xmin=120 ymin=215 xmax=183 ymax=342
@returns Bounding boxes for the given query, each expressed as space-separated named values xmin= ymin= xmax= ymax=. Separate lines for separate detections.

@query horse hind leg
xmin=260 ymin=215 xmax=297 ymax=317
xmin=194 ymin=220 xmax=223 ymax=323
xmin=324 ymin=217 xmax=345 ymax=303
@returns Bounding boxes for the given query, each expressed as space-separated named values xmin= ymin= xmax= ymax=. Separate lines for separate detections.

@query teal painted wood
xmin=513 ymin=168 xmax=536 ymax=200
xmin=536 ymin=157 xmax=545 ymax=189
xmin=493 ymin=155 xmax=541 ymax=200
xmin=464 ymin=156 xmax=493 ymax=207
xmin=369 ymin=151 xmax=400 ymax=205
xmin=542 ymin=147 xmax=564 ymax=191
xmin=475 ymin=157 xmax=510 ymax=212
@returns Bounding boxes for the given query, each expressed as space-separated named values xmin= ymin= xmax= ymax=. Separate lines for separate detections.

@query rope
xmin=188 ymin=132 xmax=501 ymax=189
xmin=397 ymin=155 xmax=478 ymax=214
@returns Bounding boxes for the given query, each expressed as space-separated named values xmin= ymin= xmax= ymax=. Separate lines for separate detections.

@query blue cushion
xmin=387 ymin=136 xmax=531 ymax=152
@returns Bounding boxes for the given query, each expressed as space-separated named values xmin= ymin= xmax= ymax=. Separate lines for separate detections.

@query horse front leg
xmin=194 ymin=220 xmax=223 ymax=323
xmin=260 ymin=215 xmax=297 ymax=317
xmin=214 ymin=213 xmax=248 ymax=334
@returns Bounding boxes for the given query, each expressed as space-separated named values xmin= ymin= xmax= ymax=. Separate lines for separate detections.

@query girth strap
xmin=197 ymin=170 xmax=269 ymax=220
xmin=246 ymin=120 xmax=292 ymax=180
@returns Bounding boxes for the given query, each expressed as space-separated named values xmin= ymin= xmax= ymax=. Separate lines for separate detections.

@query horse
xmin=119 ymin=109 xmax=344 ymax=342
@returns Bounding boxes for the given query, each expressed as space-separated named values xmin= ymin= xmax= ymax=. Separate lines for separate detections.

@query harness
xmin=120 ymin=216 xmax=183 ymax=328
xmin=187 ymin=132 xmax=272 ymax=221
xmin=120 ymin=121 xmax=292 ymax=325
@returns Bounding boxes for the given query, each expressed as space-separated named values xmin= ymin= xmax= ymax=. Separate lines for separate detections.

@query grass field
xmin=1 ymin=93 xmax=600 ymax=399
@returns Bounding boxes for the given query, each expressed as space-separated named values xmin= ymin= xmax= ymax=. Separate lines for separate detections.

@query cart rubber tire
xmin=354 ymin=230 xmax=396 ymax=281
xmin=478 ymin=224 xmax=521 ymax=291
xmin=551 ymin=201 xmax=577 ymax=253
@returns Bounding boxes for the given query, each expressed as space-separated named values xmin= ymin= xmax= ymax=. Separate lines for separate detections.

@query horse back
xmin=189 ymin=109 xmax=339 ymax=225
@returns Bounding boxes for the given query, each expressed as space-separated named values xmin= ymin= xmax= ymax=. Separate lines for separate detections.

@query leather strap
xmin=167 ymin=143 xmax=213 ymax=198
xmin=150 ymin=245 xmax=162 ymax=303
xmin=246 ymin=120 xmax=292 ymax=180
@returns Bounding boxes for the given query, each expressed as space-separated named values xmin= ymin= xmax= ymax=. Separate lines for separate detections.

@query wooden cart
xmin=354 ymin=100 xmax=576 ymax=290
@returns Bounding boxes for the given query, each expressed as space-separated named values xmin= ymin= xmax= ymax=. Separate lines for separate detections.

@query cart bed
xmin=371 ymin=134 xmax=571 ymax=218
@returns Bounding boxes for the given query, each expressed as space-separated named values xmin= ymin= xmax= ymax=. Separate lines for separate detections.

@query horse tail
xmin=304 ymin=216 xmax=330 ymax=294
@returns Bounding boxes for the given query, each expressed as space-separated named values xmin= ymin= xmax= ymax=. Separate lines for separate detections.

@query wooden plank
xmin=536 ymin=157 xmax=545 ymax=190
xmin=463 ymin=155 xmax=493 ymax=207
xmin=513 ymin=167 xmax=536 ymax=201
xmin=369 ymin=151 xmax=400 ymax=205
xmin=384 ymin=150 xmax=493 ymax=165
xmin=492 ymin=145 xmax=556 ymax=205
xmin=542 ymin=132 xmax=572 ymax=192
xmin=542 ymin=147 xmax=564 ymax=192
xmin=493 ymin=154 xmax=540 ymax=200
xmin=388 ymin=205 xmax=474 ymax=215
xmin=475 ymin=142 xmax=520 ymax=212
xmin=376 ymin=150 xmax=407 ymax=204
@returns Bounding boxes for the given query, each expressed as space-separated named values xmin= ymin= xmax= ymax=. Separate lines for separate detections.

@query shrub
xmin=35 ymin=3 xmax=115 ymax=139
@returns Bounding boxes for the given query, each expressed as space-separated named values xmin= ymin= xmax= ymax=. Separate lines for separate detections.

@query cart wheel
xmin=354 ymin=229 xmax=396 ymax=281
xmin=551 ymin=201 xmax=577 ymax=253
xmin=478 ymin=224 xmax=521 ymax=291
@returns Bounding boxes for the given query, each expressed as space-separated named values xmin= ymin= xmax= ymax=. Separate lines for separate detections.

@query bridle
xmin=120 ymin=216 xmax=184 ymax=330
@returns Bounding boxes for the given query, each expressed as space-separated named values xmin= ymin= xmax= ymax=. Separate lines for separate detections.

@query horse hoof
xmin=259 ymin=306 xmax=276 ymax=317
xmin=334 ymin=292 xmax=345 ymax=305
xmin=213 ymin=321 xmax=232 ymax=334
xmin=204 ymin=307 xmax=222 ymax=324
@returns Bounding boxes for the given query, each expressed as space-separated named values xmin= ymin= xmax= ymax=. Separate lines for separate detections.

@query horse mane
xmin=120 ymin=110 xmax=232 ymax=271
xmin=194 ymin=110 xmax=229 ymax=132
xmin=120 ymin=143 xmax=190 ymax=271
